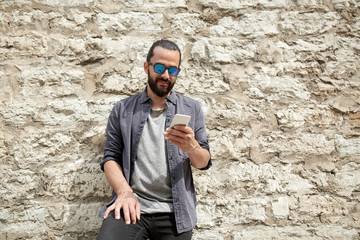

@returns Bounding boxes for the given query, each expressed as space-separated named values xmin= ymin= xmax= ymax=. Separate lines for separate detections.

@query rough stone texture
xmin=1 ymin=0 xmax=359 ymax=239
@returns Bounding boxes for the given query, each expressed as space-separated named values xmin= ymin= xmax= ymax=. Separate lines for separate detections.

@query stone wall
xmin=1 ymin=0 xmax=359 ymax=239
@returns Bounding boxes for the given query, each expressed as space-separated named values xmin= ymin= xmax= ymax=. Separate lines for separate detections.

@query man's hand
xmin=103 ymin=191 xmax=141 ymax=225
xmin=164 ymin=125 xmax=210 ymax=169
xmin=164 ymin=125 xmax=199 ymax=153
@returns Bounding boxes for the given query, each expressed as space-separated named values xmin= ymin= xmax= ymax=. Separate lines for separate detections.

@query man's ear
xmin=144 ymin=62 xmax=149 ymax=74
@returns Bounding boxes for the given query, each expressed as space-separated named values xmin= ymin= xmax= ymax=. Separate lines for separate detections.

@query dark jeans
xmin=97 ymin=211 xmax=192 ymax=240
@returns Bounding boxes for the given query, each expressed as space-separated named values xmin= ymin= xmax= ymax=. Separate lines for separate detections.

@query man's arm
xmin=164 ymin=125 xmax=210 ymax=169
xmin=103 ymin=160 xmax=140 ymax=224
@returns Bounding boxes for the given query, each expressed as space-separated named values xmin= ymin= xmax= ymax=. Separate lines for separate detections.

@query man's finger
xmin=136 ymin=202 xmax=141 ymax=221
xmin=164 ymin=130 xmax=184 ymax=141
xmin=129 ymin=206 xmax=137 ymax=224
xmin=122 ymin=205 xmax=131 ymax=225
xmin=114 ymin=203 xmax=122 ymax=220
xmin=103 ymin=204 xmax=115 ymax=219
xmin=174 ymin=125 xmax=192 ymax=133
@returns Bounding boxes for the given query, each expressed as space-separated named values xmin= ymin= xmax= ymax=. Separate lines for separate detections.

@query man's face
xmin=145 ymin=46 xmax=180 ymax=98
xmin=147 ymin=70 xmax=175 ymax=97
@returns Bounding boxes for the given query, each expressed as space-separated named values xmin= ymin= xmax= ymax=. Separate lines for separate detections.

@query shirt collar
xmin=165 ymin=89 xmax=177 ymax=105
xmin=140 ymin=87 xmax=177 ymax=105
xmin=140 ymin=87 xmax=151 ymax=104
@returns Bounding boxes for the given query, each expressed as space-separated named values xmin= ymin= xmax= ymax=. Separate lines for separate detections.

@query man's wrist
xmin=187 ymin=140 xmax=202 ymax=155
xmin=115 ymin=188 xmax=133 ymax=196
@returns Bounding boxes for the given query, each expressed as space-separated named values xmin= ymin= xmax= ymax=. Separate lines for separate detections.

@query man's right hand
xmin=103 ymin=191 xmax=141 ymax=225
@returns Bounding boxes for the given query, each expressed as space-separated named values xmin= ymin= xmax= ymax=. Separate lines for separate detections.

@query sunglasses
xmin=148 ymin=62 xmax=181 ymax=77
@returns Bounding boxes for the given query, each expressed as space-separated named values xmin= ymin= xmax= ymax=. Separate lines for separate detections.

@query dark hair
xmin=146 ymin=39 xmax=182 ymax=67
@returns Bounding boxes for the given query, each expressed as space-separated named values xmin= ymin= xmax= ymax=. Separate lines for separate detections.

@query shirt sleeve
xmin=100 ymin=103 xmax=124 ymax=171
xmin=194 ymin=101 xmax=212 ymax=170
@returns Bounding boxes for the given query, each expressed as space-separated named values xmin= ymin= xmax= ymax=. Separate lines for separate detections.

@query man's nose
xmin=161 ymin=69 xmax=171 ymax=79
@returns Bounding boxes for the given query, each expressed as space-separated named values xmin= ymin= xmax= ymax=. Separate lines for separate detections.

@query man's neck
xmin=147 ymin=86 xmax=169 ymax=110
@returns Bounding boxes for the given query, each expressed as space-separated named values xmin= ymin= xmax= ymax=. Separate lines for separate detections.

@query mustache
xmin=156 ymin=78 xmax=170 ymax=83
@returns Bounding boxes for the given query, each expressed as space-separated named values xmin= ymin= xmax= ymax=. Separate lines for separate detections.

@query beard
xmin=147 ymin=72 xmax=175 ymax=97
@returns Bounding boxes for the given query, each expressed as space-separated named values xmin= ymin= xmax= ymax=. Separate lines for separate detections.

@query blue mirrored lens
xmin=168 ymin=67 xmax=179 ymax=76
xmin=154 ymin=64 xmax=165 ymax=74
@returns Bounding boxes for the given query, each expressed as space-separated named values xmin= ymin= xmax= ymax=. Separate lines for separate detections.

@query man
xmin=97 ymin=39 xmax=212 ymax=239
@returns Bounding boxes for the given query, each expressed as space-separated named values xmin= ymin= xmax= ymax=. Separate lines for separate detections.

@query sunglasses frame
xmin=148 ymin=62 xmax=181 ymax=77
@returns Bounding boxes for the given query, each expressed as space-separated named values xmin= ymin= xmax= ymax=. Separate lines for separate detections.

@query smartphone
xmin=170 ymin=114 xmax=191 ymax=128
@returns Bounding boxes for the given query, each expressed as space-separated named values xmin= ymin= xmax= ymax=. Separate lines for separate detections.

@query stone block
xmin=45 ymin=202 xmax=103 ymax=234
xmin=331 ymin=162 xmax=360 ymax=197
xmin=38 ymin=97 xmax=117 ymax=128
xmin=336 ymin=135 xmax=360 ymax=155
xmin=193 ymin=230 xmax=226 ymax=240
xmin=276 ymin=104 xmax=338 ymax=130
xmin=248 ymin=75 xmax=310 ymax=100
xmin=314 ymin=225 xmax=359 ymax=239
xmin=97 ymin=12 xmax=163 ymax=33
xmin=0 ymin=169 xmax=41 ymax=203
xmin=123 ymin=0 xmax=187 ymax=9
xmin=41 ymin=163 xmax=111 ymax=200
xmin=182 ymin=67 xmax=230 ymax=95
xmin=0 ymin=102 xmax=38 ymax=126
xmin=172 ymin=13 xmax=207 ymax=35
xmin=0 ymin=202 xmax=48 ymax=237
xmin=192 ymin=37 xmax=256 ymax=64
xmin=208 ymin=129 xmax=250 ymax=160
xmin=272 ymin=196 xmax=290 ymax=218
xmin=331 ymin=0 xmax=359 ymax=10
xmin=102 ymin=71 xmax=146 ymax=95
xmin=324 ymin=60 xmax=360 ymax=82
xmin=20 ymin=67 xmax=85 ymax=99
xmin=33 ymin=0 xmax=97 ymax=7
xmin=279 ymin=12 xmax=340 ymax=35
xmin=233 ymin=225 xmax=314 ymax=240
xmin=199 ymin=0 xmax=255 ymax=9
xmin=210 ymin=12 xmax=279 ymax=37
xmin=267 ymin=132 xmax=335 ymax=156
xmin=0 ymin=35 xmax=47 ymax=61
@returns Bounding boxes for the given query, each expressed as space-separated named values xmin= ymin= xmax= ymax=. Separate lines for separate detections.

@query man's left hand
xmin=164 ymin=125 xmax=199 ymax=154
xmin=164 ymin=125 xmax=210 ymax=169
